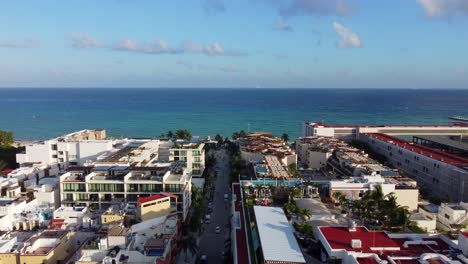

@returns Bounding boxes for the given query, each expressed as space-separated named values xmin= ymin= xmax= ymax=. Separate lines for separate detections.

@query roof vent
xmin=348 ymin=220 xmax=357 ymax=232
xmin=351 ymin=239 xmax=362 ymax=249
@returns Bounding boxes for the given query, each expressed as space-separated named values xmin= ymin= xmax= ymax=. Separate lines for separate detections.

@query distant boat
xmin=449 ymin=116 xmax=468 ymax=122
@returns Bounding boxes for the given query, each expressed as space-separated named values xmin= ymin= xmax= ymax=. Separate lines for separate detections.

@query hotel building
xmin=59 ymin=161 xmax=192 ymax=221
xmin=361 ymin=133 xmax=468 ymax=202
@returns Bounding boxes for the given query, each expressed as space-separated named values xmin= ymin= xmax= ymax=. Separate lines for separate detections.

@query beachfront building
xmin=16 ymin=129 xmax=111 ymax=168
xmin=169 ymin=140 xmax=205 ymax=177
xmin=329 ymin=173 xmax=419 ymax=211
xmin=59 ymin=161 xmax=192 ymax=221
xmin=303 ymin=121 xmax=468 ymax=140
xmin=240 ymin=132 xmax=297 ymax=166
xmin=296 ymin=136 xmax=392 ymax=177
xmin=316 ymin=224 xmax=465 ymax=264
xmin=361 ymin=133 xmax=468 ymax=202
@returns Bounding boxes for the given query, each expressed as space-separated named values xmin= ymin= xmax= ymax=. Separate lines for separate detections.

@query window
xmin=58 ymin=151 xmax=64 ymax=155
xmin=194 ymin=157 xmax=201 ymax=162
xmin=192 ymin=150 xmax=200 ymax=156
xmin=51 ymin=144 xmax=57 ymax=150
xmin=52 ymin=154 xmax=58 ymax=158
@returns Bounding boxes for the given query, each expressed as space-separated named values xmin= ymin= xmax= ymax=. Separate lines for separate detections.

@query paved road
xmin=198 ymin=148 xmax=231 ymax=263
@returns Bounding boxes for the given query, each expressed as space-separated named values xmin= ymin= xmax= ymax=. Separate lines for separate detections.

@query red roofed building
xmin=316 ymin=225 xmax=468 ymax=264
xmin=231 ymin=183 xmax=250 ymax=264
xmin=137 ymin=193 xmax=177 ymax=221
xmin=361 ymin=133 xmax=468 ymax=202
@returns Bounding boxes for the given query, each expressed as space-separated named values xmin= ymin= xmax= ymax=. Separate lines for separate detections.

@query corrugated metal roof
xmin=253 ymin=206 xmax=306 ymax=264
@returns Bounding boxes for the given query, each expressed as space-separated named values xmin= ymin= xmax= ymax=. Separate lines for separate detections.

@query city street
xmin=198 ymin=148 xmax=232 ymax=263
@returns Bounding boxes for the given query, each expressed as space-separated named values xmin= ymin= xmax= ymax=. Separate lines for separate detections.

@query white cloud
xmin=68 ymin=34 xmax=247 ymax=57
xmin=332 ymin=22 xmax=362 ymax=48
xmin=181 ymin=40 xmax=247 ymax=56
xmin=274 ymin=19 xmax=293 ymax=32
xmin=0 ymin=39 xmax=39 ymax=48
xmin=417 ymin=0 xmax=468 ymax=17
xmin=114 ymin=39 xmax=179 ymax=54
xmin=70 ymin=33 xmax=100 ymax=49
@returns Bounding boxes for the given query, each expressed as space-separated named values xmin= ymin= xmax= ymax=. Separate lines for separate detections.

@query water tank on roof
xmin=351 ymin=239 xmax=362 ymax=249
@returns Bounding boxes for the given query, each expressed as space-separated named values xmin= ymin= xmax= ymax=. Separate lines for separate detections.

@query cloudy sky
xmin=1 ymin=0 xmax=467 ymax=88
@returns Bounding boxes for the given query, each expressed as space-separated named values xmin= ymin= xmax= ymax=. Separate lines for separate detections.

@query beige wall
xmin=20 ymin=232 xmax=74 ymax=264
xmin=102 ymin=214 xmax=124 ymax=225
xmin=139 ymin=197 xmax=172 ymax=221
xmin=394 ymin=189 xmax=419 ymax=211
xmin=0 ymin=254 xmax=19 ymax=264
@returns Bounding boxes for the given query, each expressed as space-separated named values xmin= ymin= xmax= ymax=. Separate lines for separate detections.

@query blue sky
xmin=0 ymin=0 xmax=467 ymax=88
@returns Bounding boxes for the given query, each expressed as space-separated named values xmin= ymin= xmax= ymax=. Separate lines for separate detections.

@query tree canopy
xmin=174 ymin=129 xmax=191 ymax=140
xmin=0 ymin=131 xmax=13 ymax=146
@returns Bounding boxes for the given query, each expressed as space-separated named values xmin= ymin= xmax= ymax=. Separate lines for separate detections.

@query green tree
xmin=239 ymin=130 xmax=247 ymax=138
xmin=215 ymin=134 xmax=223 ymax=144
xmin=159 ymin=133 xmax=165 ymax=139
xmin=180 ymin=236 xmax=198 ymax=262
xmin=0 ymin=131 xmax=13 ymax=146
xmin=166 ymin=130 xmax=174 ymax=139
xmin=175 ymin=129 xmax=191 ymax=140
xmin=232 ymin=131 xmax=240 ymax=140
xmin=281 ymin=133 xmax=289 ymax=142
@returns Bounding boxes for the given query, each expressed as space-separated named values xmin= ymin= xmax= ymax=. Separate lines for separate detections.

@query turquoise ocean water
xmin=0 ymin=88 xmax=466 ymax=140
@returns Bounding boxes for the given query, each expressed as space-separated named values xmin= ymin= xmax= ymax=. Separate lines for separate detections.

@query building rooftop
xmin=253 ymin=206 xmax=306 ymax=264
xmin=240 ymin=132 xmax=293 ymax=157
xmin=318 ymin=226 xmax=456 ymax=263
xmin=233 ymin=183 xmax=249 ymax=264
xmin=137 ymin=194 xmax=167 ymax=204
xmin=264 ymin=155 xmax=292 ymax=178
xmin=366 ymin=133 xmax=468 ymax=168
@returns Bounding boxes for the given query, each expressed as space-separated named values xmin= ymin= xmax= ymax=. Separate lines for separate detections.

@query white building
xmin=361 ymin=133 xmax=468 ymax=202
xmin=303 ymin=121 xmax=468 ymax=140
xmin=16 ymin=129 xmax=112 ymax=168
xmin=437 ymin=202 xmax=468 ymax=231
xmin=169 ymin=140 xmax=205 ymax=177
xmin=76 ymin=215 xmax=180 ymax=264
xmin=29 ymin=177 xmax=61 ymax=209
xmin=60 ymin=161 xmax=192 ymax=221
xmin=316 ymin=225 xmax=461 ymax=264
xmin=7 ymin=162 xmax=60 ymax=184
xmin=253 ymin=206 xmax=306 ymax=264
xmin=329 ymin=174 xmax=419 ymax=211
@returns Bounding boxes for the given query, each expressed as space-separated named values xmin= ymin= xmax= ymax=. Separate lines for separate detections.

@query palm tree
xmin=332 ymin=192 xmax=346 ymax=207
xmin=232 ymin=131 xmax=240 ymax=140
xmin=166 ymin=130 xmax=174 ymax=139
xmin=281 ymin=133 xmax=289 ymax=142
xmin=180 ymin=236 xmax=198 ymax=262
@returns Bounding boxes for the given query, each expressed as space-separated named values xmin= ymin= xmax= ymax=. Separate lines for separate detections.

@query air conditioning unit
xmin=351 ymin=239 xmax=362 ymax=249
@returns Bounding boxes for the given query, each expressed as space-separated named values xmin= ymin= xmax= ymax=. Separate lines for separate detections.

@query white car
xmin=215 ymin=226 xmax=221 ymax=234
